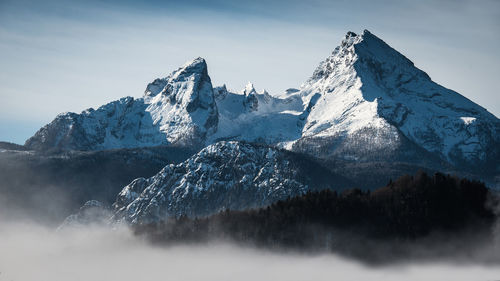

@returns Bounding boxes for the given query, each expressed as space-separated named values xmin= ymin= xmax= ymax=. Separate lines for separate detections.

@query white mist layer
xmin=0 ymin=222 xmax=499 ymax=281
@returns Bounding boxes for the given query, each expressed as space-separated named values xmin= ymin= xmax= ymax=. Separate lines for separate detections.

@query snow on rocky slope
xmin=112 ymin=141 xmax=350 ymax=224
xmin=208 ymin=82 xmax=303 ymax=144
xmin=293 ymin=30 xmax=499 ymax=174
xmin=25 ymin=30 xmax=499 ymax=174
xmin=25 ymin=57 xmax=218 ymax=151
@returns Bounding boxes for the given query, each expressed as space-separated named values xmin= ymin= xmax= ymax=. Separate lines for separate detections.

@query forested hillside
xmin=135 ymin=172 xmax=498 ymax=263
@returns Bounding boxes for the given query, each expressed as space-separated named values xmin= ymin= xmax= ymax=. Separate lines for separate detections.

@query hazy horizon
xmin=1 ymin=221 xmax=500 ymax=281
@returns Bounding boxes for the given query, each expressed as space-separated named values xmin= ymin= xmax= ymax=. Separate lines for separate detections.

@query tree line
xmin=134 ymin=171 xmax=497 ymax=257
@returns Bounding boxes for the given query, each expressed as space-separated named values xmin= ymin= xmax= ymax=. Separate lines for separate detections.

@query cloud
xmin=1 ymin=221 xmax=500 ymax=281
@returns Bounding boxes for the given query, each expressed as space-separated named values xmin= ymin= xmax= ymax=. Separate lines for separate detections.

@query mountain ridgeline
xmin=1 ymin=30 xmax=499 ymax=226
xmin=24 ymin=30 xmax=499 ymax=178
xmin=111 ymin=141 xmax=352 ymax=224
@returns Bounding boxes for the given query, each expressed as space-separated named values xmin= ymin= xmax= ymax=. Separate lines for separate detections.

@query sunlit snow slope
xmin=26 ymin=30 xmax=499 ymax=174
xmin=294 ymin=30 xmax=499 ymax=173
xmin=26 ymin=58 xmax=218 ymax=150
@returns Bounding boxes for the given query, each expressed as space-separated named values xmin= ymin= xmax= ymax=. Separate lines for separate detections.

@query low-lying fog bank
xmin=1 ymin=221 xmax=499 ymax=281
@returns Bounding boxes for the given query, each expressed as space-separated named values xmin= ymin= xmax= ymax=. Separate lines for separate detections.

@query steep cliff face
xmin=25 ymin=58 xmax=218 ymax=151
xmin=142 ymin=57 xmax=218 ymax=147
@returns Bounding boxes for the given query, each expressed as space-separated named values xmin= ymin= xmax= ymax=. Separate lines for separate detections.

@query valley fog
xmin=1 ymin=221 xmax=499 ymax=281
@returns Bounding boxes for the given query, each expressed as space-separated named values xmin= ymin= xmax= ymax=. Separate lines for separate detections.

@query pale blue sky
xmin=1 ymin=0 xmax=499 ymax=144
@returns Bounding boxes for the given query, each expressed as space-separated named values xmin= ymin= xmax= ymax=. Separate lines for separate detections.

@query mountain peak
xmin=300 ymin=30 xmax=499 ymax=172
xmin=346 ymin=31 xmax=357 ymax=37
xmin=339 ymin=30 xmax=393 ymax=57
xmin=143 ymin=57 xmax=209 ymax=98
xmin=344 ymin=29 xmax=375 ymax=37
xmin=342 ymin=29 xmax=378 ymax=45
xmin=142 ymin=56 xmax=218 ymax=146
xmin=308 ymin=29 xmax=422 ymax=83
xmin=244 ymin=82 xmax=256 ymax=95
xmin=24 ymin=31 xmax=499 ymax=176
xmin=171 ymin=57 xmax=208 ymax=80
xmin=182 ymin=57 xmax=206 ymax=70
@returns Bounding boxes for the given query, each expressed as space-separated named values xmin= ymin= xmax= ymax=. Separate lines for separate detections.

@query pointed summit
xmin=340 ymin=29 xmax=389 ymax=50
xmin=172 ymin=57 xmax=208 ymax=80
xmin=27 ymin=57 xmax=219 ymax=150
xmin=145 ymin=57 xmax=209 ymax=98
xmin=308 ymin=29 xmax=428 ymax=85
xmin=186 ymin=56 xmax=206 ymax=66
xmin=298 ymin=30 xmax=499 ymax=173
xmin=243 ymin=82 xmax=256 ymax=95
xmin=142 ymin=57 xmax=218 ymax=145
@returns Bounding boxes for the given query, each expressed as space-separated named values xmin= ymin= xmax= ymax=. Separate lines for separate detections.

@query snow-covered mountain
xmin=112 ymin=141 xmax=350 ymax=224
xmin=25 ymin=30 xmax=499 ymax=175
xmin=25 ymin=57 xmax=218 ymax=151
xmin=293 ymin=30 xmax=499 ymax=174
